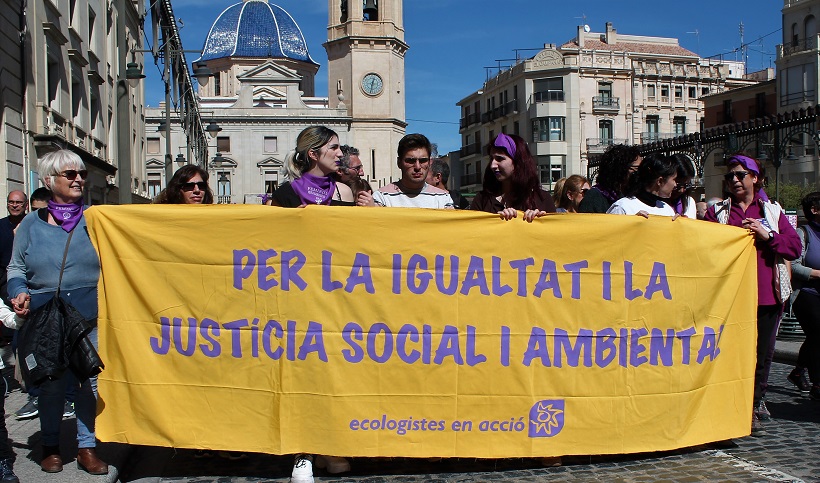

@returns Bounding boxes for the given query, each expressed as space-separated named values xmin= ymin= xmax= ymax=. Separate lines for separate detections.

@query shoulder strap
xmin=715 ymin=198 xmax=731 ymax=224
xmin=55 ymin=229 xmax=75 ymax=297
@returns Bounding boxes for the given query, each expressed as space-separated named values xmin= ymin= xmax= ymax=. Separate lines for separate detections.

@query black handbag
xmin=17 ymin=229 xmax=104 ymax=385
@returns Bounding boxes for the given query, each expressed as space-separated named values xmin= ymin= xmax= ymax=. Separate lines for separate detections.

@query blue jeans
xmin=39 ymin=327 xmax=98 ymax=448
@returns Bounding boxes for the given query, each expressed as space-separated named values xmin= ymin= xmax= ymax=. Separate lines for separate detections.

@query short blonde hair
xmin=38 ymin=150 xmax=85 ymax=189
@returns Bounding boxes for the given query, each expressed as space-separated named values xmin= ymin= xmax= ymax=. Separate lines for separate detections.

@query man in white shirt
xmin=370 ymin=134 xmax=454 ymax=209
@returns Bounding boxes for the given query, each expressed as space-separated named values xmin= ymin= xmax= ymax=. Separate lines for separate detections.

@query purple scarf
xmin=291 ymin=172 xmax=336 ymax=205
xmin=592 ymin=184 xmax=620 ymax=204
xmin=47 ymin=200 xmax=84 ymax=233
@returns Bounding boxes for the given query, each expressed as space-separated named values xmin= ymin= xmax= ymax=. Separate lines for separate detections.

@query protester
xmin=30 ymin=187 xmax=52 ymax=209
xmin=348 ymin=177 xmax=374 ymax=200
xmin=271 ymin=126 xmax=355 ymax=208
xmin=369 ymin=134 xmax=453 ymax=209
xmin=1 ymin=191 xmax=28 ymax=303
xmin=579 ymin=144 xmax=642 ymax=213
xmin=155 ymin=165 xmax=214 ymax=205
xmin=427 ymin=158 xmax=469 ymax=209
xmin=271 ymin=126 xmax=353 ymax=482
xmin=606 ymin=153 xmax=677 ymax=218
xmin=553 ymin=175 xmax=590 ymax=213
xmin=7 ymin=149 xmax=108 ymax=474
xmin=704 ymin=154 xmax=801 ymax=435
xmin=0 ymin=298 xmax=23 ymax=482
xmin=337 ymin=145 xmax=364 ymax=186
xmin=789 ymin=191 xmax=820 ymax=399
xmin=470 ymin=133 xmax=555 ymax=221
xmin=670 ymin=154 xmax=696 ymax=218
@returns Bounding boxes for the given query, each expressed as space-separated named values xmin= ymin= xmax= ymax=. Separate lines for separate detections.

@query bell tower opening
xmin=363 ymin=0 xmax=378 ymax=21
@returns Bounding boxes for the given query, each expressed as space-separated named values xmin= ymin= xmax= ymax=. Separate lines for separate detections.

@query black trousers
xmin=755 ymin=305 xmax=782 ymax=406
xmin=794 ymin=290 xmax=820 ymax=383
xmin=0 ymin=374 xmax=12 ymax=460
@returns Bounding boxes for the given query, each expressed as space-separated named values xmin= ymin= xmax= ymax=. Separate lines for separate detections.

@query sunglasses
xmin=723 ymin=171 xmax=750 ymax=182
xmin=181 ymin=181 xmax=208 ymax=191
xmin=60 ymin=170 xmax=88 ymax=180
xmin=402 ymin=157 xmax=430 ymax=165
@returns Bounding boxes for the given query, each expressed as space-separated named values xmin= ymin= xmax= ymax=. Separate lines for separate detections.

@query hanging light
xmin=193 ymin=62 xmax=213 ymax=88
xmin=125 ymin=62 xmax=145 ymax=88
xmin=205 ymin=120 xmax=222 ymax=138
xmin=176 ymin=153 xmax=186 ymax=166
xmin=157 ymin=120 xmax=168 ymax=137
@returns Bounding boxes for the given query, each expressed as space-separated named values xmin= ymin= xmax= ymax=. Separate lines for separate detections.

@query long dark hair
xmin=595 ymin=144 xmax=641 ymax=195
xmin=671 ymin=154 xmax=695 ymax=212
xmin=480 ymin=134 xmax=544 ymax=210
xmin=155 ymin=165 xmax=214 ymax=204
xmin=625 ymin=153 xmax=676 ymax=197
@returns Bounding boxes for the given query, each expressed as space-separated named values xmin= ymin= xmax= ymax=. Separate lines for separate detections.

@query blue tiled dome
xmin=198 ymin=0 xmax=316 ymax=64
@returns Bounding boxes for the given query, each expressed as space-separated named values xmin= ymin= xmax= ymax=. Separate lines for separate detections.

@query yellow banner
xmin=86 ymin=205 xmax=757 ymax=458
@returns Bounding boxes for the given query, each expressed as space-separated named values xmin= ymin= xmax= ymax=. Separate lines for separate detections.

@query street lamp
xmin=125 ymin=61 xmax=145 ymax=88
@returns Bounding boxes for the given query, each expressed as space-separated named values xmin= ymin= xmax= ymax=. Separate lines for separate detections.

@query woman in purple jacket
xmin=704 ymin=154 xmax=801 ymax=436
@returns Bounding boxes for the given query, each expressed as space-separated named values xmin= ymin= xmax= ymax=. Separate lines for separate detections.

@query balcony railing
xmin=217 ymin=195 xmax=232 ymax=204
xmin=461 ymin=172 xmax=482 ymax=186
xmin=640 ymin=132 xmax=677 ymax=143
xmin=592 ymin=96 xmax=620 ymax=111
xmin=782 ymin=36 xmax=818 ymax=56
xmin=460 ymin=142 xmax=482 ymax=157
xmin=481 ymin=100 xmax=519 ymax=124
xmin=533 ymin=90 xmax=565 ymax=103
xmin=586 ymin=138 xmax=629 ymax=152
xmin=459 ymin=112 xmax=481 ymax=129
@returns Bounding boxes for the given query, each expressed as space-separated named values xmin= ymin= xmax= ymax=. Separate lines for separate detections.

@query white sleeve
xmin=0 ymin=303 xmax=23 ymax=329
xmin=372 ymin=190 xmax=387 ymax=207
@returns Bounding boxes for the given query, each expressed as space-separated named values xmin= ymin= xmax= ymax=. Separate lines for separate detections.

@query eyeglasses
xmin=181 ymin=181 xmax=208 ymax=191
xmin=6 ymin=201 xmax=26 ymax=206
xmin=59 ymin=170 xmax=88 ymax=180
xmin=402 ymin=157 xmax=430 ymax=165
xmin=723 ymin=171 xmax=750 ymax=182
xmin=349 ymin=165 xmax=364 ymax=173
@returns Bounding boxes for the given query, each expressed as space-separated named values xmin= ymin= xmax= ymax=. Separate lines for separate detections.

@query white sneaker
xmin=315 ymin=455 xmax=351 ymax=474
xmin=290 ymin=454 xmax=314 ymax=483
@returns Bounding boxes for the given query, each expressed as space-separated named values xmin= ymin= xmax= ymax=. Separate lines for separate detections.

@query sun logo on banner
xmin=528 ymin=400 xmax=565 ymax=438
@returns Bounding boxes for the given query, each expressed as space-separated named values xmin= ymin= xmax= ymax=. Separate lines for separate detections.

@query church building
xmin=144 ymin=0 xmax=407 ymax=203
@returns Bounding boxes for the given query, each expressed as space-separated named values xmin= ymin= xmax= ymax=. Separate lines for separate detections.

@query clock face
xmin=362 ymin=73 xmax=383 ymax=96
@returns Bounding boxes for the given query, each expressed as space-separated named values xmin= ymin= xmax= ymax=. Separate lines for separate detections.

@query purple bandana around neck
xmin=290 ymin=172 xmax=336 ymax=205
xmin=494 ymin=133 xmax=517 ymax=159
xmin=47 ymin=200 xmax=84 ymax=233
xmin=593 ymin=184 xmax=620 ymax=204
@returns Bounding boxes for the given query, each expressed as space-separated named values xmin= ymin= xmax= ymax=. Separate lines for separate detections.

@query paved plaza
xmin=3 ymin=340 xmax=818 ymax=482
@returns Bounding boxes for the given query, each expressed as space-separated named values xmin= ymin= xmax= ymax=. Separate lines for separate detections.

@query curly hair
xmin=155 ymin=165 xmax=214 ymax=204
xmin=624 ymin=153 xmax=677 ymax=197
xmin=595 ymin=144 xmax=642 ymax=195
xmin=479 ymin=134 xmax=544 ymax=210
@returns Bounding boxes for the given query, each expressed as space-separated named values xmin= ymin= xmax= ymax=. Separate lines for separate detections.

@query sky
xmin=143 ymin=0 xmax=784 ymax=155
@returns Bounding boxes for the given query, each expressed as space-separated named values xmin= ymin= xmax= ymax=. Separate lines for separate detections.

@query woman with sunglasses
xmin=704 ymin=154 xmax=801 ymax=435
xmin=470 ymin=133 xmax=556 ymax=221
xmin=670 ymin=154 xmax=697 ymax=218
xmin=6 ymin=150 xmax=108 ymax=474
xmin=553 ymin=175 xmax=590 ymax=213
xmin=155 ymin=165 xmax=214 ymax=205
xmin=606 ymin=153 xmax=678 ymax=217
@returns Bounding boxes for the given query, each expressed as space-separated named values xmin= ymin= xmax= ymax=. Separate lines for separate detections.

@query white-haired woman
xmin=7 ymin=149 xmax=107 ymax=475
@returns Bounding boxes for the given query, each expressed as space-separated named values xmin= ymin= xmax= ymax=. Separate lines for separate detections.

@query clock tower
xmin=324 ymin=0 xmax=408 ymax=184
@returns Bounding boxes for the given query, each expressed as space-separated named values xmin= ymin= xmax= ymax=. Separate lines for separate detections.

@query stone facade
xmin=0 ymin=0 xmax=148 ymax=204
xmin=456 ymin=22 xmax=755 ymax=193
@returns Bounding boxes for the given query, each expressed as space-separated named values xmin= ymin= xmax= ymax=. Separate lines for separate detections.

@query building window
xmin=533 ymin=77 xmax=564 ymax=102
xmin=533 ymin=117 xmax=565 ymax=142
xmin=216 ymin=171 xmax=231 ymax=197
xmin=537 ymin=155 xmax=565 ymax=187
xmin=702 ymin=87 xmax=710 ymax=96
xmin=47 ymin=51 xmax=60 ymax=110
xmin=660 ymin=85 xmax=669 ymax=102
xmin=598 ymin=120 xmax=613 ymax=142
xmin=688 ymin=86 xmax=696 ymax=98
xmin=147 ymin=173 xmax=162 ymax=198
xmin=513 ymin=121 xmax=520 ymax=136
xmin=598 ymin=82 xmax=612 ymax=99
xmin=647 ymin=85 xmax=656 ymax=101
xmin=214 ymin=72 xmax=221 ymax=96
xmin=673 ymin=116 xmax=686 ymax=135
xmin=723 ymin=99 xmax=733 ymax=124
xmin=264 ymin=136 xmax=278 ymax=153
xmin=755 ymin=92 xmax=767 ymax=117
xmin=264 ymin=170 xmax=278 ymax=194
xmin=645 ymin=116 xmax=659 ymax=142
xmin=217 ymin=136 xmax=231 ymax=153
xmin=674 ymin=86 xmax=683 ymax=103
xmin=147 ymin=137 xmax=160 ymax=154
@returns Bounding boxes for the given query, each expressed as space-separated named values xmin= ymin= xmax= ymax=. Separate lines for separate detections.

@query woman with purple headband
xmin=704 ymin=153 xmax=801 ymax=436
xmin=470 ymin=133 xmax=556 ymax=221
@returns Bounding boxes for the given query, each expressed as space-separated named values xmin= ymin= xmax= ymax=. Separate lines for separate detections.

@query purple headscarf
xmin=494 ymin=133 xmax=517 ymax=159
xmin=726 ymin=154 xmax=769 ymax=200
